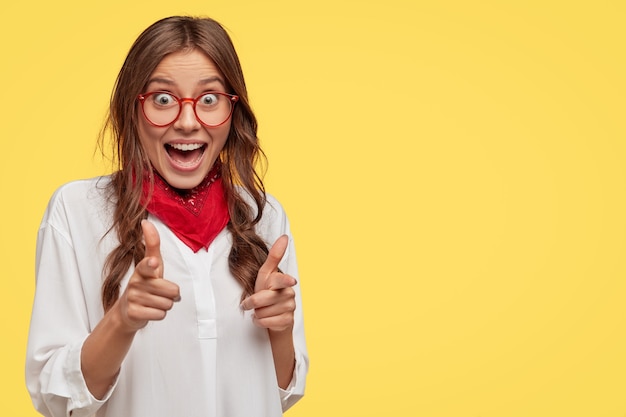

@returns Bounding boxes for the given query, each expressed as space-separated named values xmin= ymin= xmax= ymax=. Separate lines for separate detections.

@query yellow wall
xmin=2 ymin=1 xmax=625 ymax=416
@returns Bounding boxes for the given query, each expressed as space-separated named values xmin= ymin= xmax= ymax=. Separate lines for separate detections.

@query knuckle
xmin=126 ymin=303 xmax=141 ymax=320
xmin=246 ymin=298 xmax=257 ymax=309
xmin=126 ymin=281 xmax=140 ymax=292
xmin=126 ymin=289 xmax=144 ymax=304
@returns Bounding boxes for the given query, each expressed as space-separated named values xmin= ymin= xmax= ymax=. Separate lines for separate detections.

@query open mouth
xmin=165 ymin=143 xmax=206 ymax=167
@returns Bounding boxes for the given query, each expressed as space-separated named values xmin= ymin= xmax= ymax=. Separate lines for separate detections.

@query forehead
xmin=149 ymin=49 xmax=224 ymax=82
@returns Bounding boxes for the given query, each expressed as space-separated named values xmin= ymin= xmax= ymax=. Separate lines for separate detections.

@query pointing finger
xmin=134 ymin=256 xmax=162 ymax=279
xmin=266 ymin=272 xmax=297 ymax=291
xmin=257 ymin=235 xmax=288 ymax=283
xmin=142 ymin=220 xmax=161 ymax=259
xmin=241 ymin=277 xmax=296 ymax=311
xmin=141 ymin=219 xmax=163 ymax=278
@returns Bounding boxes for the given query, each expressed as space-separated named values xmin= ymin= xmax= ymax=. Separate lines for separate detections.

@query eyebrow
xmin=147 ymin=76 xmax=226 ymax=88
xmin=199 ymin=76 xmax=226 ymax=86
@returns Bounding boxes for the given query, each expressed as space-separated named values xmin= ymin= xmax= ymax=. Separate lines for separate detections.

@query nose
xmin=173 ymin=99 xmax=201 ymax=131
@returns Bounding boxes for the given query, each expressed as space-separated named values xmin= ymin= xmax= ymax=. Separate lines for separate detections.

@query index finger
xmin=142 ymin=220 xmax=161 ymax=258
xmin=141 ymin=219 xmax=163 ymax=277
xmin=266 ymin=272 xmax=297 ymax=291
xmin=257 ymin=235 xmax=288 ymax=280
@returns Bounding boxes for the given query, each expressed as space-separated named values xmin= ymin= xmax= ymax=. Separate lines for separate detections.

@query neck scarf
xmin=142 ymin=163 xmax=230 ymax=252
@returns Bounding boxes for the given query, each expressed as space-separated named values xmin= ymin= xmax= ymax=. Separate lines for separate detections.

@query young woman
xmin=26 ymin=16 xmax=307 ymax=417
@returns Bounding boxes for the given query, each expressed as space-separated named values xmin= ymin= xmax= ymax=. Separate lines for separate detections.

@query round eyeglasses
xmin=138 ymin=91 xmax=239 ymax=127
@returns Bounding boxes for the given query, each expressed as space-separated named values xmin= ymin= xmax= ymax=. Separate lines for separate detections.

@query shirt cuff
xmin=278 ymin=349 xmax=307 ymax=411
xmin=63 ymin=336 xmax=119 ymax=416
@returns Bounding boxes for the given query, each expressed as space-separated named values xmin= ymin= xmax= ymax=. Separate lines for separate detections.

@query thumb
xmin=141 ymin=219 xmax=163 ymax=278
xmin=256 ymin=235 xmax=288 ymax=289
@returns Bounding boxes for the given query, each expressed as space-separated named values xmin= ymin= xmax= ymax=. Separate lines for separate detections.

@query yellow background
xmin=1 ymin=1 xmax=625 ymax=416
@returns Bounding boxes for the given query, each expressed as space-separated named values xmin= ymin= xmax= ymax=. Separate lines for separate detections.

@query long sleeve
xmin=26 ymin=186 xmax=117 ymax=417
xmin=261 ymin=196 xmax=309 ymax=411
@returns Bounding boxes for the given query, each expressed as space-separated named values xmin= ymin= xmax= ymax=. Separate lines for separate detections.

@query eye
xmin=151 ymin=92 xmax=176 ymax=106
xmin=199 ymin=93 xmax=219 ymax=106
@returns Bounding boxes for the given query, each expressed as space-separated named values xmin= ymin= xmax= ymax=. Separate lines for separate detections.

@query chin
xmin=162 ymin=173 xmax=205 ymax=191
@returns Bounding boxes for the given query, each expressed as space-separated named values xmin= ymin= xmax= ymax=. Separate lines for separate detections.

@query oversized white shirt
xmin=26 ymin=177 xmax=308 ymax=417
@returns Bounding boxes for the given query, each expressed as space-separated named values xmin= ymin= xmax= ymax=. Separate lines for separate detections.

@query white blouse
xmin=26 ymin=177 xmax=308 ymax=417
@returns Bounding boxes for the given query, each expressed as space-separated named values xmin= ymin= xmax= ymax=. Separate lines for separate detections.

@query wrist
xmin=268 ymin=325 xmax=293 ymax=339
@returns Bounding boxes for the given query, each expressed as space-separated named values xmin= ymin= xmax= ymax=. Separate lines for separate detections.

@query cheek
xmin=136 ymin=128 xmax=164 ymax=171
xmin=137 ymin=120 xmax=160 ymax=152
xmin=217 ymin=123 xmax=233 ymax=148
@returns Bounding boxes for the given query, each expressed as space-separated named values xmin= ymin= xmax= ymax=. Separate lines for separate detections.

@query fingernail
xmin=174 ymin=295 xmax=181 ymax=302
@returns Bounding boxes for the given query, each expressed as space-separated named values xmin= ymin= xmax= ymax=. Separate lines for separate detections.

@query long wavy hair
xmin=99 ymin=16 xmax=269 ymax=311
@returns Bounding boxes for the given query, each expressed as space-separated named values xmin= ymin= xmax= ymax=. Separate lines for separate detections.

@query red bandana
xmin=142 ymin=163 xmax=230 ymax=252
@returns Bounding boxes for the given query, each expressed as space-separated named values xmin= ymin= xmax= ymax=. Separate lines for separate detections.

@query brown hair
xmin=100 ymin=16 xmax=269 ymax=311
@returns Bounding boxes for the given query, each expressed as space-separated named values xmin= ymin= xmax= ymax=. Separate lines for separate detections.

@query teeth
xmin=168 ymin=143 xmax=203 ymax=151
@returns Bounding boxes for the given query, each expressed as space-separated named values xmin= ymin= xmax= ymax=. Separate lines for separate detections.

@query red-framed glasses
xmin=138 ymin=91 xmax=239 ymax=127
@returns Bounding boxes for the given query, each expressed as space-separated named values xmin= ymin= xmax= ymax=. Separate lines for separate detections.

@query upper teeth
xmin=169 ymin=143 xmax=203 ymax=151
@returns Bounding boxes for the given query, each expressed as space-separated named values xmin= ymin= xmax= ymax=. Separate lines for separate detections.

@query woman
xmin=26 ymin=16 xmax=307 ymax=417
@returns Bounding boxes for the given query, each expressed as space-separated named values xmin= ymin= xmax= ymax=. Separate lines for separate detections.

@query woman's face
xmin=137 ymin=49 xmax=232 ymax=190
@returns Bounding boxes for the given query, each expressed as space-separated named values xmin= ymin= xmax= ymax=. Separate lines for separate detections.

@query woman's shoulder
xmin=46 ymin=176 xmax=111 ymax=210
xmin=51 ymin=176 xmax=111 ymax=198
xmin=234 ymin=187 xmax=286 ymax=218
xmin=253 ymin=191 xmax=292 ymax=241
xmin=263 ymin=192 xmax=286 ymax=216
xmin=42 ymin=176 xmax=114 ymax=227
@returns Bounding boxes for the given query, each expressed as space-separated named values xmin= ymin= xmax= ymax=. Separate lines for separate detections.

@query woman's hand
xmin=241 ymin=235 xmax=297 ymax=332
xmin=82 ymin=220 xmax=181 ymax=397
xmin=241 ymin=235 xmax=298 ymax=388
xmin=116 ymin=220 xmax=181 ymax=332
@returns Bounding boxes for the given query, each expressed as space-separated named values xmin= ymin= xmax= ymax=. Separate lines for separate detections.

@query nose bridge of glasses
xmin=179 ymin=97 xmax=197 ymax=115
xmin=175 ymin=97 xmax=201 ymax=126
xmin=179 ymin=97 xmax=196 ymax=105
